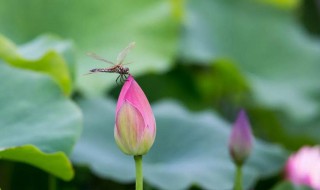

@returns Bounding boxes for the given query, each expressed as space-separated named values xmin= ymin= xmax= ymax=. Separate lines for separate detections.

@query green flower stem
xmin=234 ymin=165 xmax=243 ymax=190
xmin=134 ymin=155 xmax=143 ymax=190
xmin=49 ymin=175 xmax=56 ymax=190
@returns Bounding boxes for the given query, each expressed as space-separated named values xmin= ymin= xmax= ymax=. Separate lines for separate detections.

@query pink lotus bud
xmin=229 ymin=110 xmax=253 ymax=166
xmin=285 ymin=146 xmax=320 ymax=190
xmin=114 ymin=75 xmax=156 ymax=155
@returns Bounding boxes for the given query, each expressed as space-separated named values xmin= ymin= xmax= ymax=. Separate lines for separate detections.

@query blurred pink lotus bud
xmin=229 ymin=110 xmax=253 ymax=166
xmin=285 ymin=146 xmax=320 ymax=190
xmin=114 ymin=75 xmax=156 ymax=155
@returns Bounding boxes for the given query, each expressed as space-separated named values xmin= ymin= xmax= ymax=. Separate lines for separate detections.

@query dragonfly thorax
xmin=121 ymin=67 xmax=129 ymax=73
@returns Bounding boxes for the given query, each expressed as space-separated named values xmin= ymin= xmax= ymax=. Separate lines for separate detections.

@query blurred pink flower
xmin=285 ymin=146 xmax=320 ymax=189
xmin=114 ymin=75 xmax=156 ymax=155
xmin=229 ymin=109 xmax=253 ymax=166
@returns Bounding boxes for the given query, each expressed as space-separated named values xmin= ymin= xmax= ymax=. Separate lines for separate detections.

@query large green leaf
xmin=259 ymin=0 xmax=300 ymax=9
xmin=0 ymin=145 xmax=74 ymax=181
xmin=272 ymin=181 xmax=313 ymax=190
xmin=0 ymin=34 xmax=73 ymax=96
xmin=181 ymin=0 xmax=320 ymax=121
xmin=18 ymin=34 xmax=77 ymax=83
xmin=0 ymin=60 xmax=82 ymax=179
xmin=72 ymin=99 xmax=287 ymax=189
xmin=0 ymin=0 xmax=179 ymax=96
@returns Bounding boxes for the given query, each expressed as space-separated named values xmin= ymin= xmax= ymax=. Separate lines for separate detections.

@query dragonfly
xmin=85 ymin=42 xmax=135 ymax=84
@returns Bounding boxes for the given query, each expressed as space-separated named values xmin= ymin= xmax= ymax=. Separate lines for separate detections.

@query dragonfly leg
xmin=120 ymin=74 xmax=125 ymax=84
xmin=124 ymin=74 xmax=129 ymax=81
xmin=116 ymin=75 xmax=121 ymax=85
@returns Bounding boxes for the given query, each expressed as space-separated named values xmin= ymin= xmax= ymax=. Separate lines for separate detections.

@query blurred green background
xmin=0 ymin=0 xmax=319 ymax=189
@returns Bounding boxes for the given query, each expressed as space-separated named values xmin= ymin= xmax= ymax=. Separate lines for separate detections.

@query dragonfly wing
xmin=116 ymin=42 xmax=136 ymax=65
xmin=87 ymin=52 xmax=115 ymax=65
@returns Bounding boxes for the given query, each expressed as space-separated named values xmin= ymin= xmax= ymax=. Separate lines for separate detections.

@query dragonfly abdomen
xmin=89 ymin=68 xmax=116 ymax=73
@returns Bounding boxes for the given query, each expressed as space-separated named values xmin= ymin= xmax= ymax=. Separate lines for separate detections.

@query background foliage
xmin=0 ymin=0 xmax=319 ymax=189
